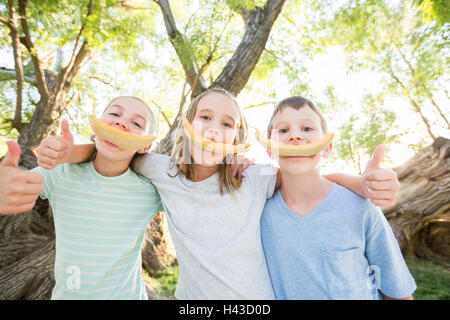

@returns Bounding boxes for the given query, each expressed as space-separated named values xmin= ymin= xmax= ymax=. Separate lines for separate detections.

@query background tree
xmin=0 ymin=0 xmax=159 ymax=299
xmin=0 ymin=0 xmax=286 ymax=299
xmin=322 ymin=0 xmax=449 ymax=144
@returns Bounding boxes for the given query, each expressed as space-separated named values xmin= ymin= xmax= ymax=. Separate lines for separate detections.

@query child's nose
xmin=288 ymin=135 xmax=304 ymax=143
xmin=113 ymin=121 xmax=129 ymax=132
xmin=206 ymin=126 xmax=220 ymax=136
xmin=205 ymin=127 xmax=222 ymax=141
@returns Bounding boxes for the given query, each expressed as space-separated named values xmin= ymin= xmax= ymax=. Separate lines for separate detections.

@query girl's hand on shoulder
xmin=362 ymin=145 xmax=400 ymax=208
xmin=36 ymin=119 xmax=74 ymax=170
xmin=231 ymin=153 xmax=256 ymax=178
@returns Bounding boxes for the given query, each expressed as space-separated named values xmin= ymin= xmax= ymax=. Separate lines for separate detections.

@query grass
xmin=145 ymin=258 xmax=449 ymax=300
xmin=144 ymin=266 xmax=179 ymax=299
xmin=406 ymin=258 xmax=450 ymax=300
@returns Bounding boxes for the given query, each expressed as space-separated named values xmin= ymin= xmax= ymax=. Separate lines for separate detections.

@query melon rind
xmin=255 ymin=129 xmax=333 ymax=157
xmin=182 ymin=116 xmax=250 ymax=154
xmin=89 ymin=115 xmax=156 ymax=150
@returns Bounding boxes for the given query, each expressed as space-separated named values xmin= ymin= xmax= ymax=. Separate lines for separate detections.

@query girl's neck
xmin=191 ymin=164 xmax=220 ymax=182
xmin=279 ymin=168 xmax=332 ymax=209
xmin=93 ymin=153 xmax=131 ymax=177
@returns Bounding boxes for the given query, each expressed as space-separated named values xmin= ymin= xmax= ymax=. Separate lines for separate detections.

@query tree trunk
xmin=0 ymin=197 xmax=55 ymax=299
xmin=141 ymin=212 xmax=177 ymax=277
xmin=383 ymin=137 xmax=450 ymax=261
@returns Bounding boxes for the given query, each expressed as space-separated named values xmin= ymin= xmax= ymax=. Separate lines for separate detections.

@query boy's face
xmin=270 ymin=105 xmax=332 ymax=175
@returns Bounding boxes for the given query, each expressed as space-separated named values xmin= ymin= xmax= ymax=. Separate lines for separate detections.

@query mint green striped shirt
xmin=32 ymin=162 xmax=163 ymax=300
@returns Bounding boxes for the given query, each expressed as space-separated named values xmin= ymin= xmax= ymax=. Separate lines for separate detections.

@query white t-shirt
xmin=134 ymin=153 xmax=277 ymax=299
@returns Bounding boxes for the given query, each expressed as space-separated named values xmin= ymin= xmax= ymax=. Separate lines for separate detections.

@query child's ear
xmin=322 ymin=142 xmax=332 ymax=158
xmin=137 ymin=144 xmax=152 ymax=154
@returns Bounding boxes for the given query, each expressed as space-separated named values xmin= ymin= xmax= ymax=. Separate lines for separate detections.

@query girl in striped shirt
xmin=0 ymin=96 xmax=163 ymax=299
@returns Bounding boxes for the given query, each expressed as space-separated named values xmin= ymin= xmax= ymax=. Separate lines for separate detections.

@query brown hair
xmin=267 ymin=96 xmax=328 ymax=138
xmin=169 ymin=87 xmax=249 ymax=195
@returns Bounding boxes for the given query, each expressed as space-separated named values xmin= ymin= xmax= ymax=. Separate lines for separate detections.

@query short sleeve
xmin=243 ymin=163 xmax=278 ymax=199
xmin=133 ymin=153 xmax=173 ymax=186
xmin=31 ymin=166 xmax=54 ymax=201
xmin=136 ymin=174 xmax=165 ymax=213
xmin=364 ymin=203 xmax=417 ymax=298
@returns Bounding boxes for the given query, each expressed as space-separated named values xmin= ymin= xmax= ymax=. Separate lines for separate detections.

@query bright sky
xmin=1 ymin=34 xmax=448 ymax=174
xmin=239 ymin=46 xmax=448 ymax=174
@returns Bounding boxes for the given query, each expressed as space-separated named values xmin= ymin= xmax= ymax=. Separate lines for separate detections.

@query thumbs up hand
xmin=36 ymin=119 xmax=74 ymax=170
xmin=0 ymin=141 xmax=44 ymax=215
xmin=362 ymin=145 xmax=400 ymax=208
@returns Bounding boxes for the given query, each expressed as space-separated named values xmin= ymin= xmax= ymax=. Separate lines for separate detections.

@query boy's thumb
xmin=365 ymin=144 xmax=386 ymax=172
xmin=1 ymin=141 xmax=21 ymax=168
xmin=60 ymin=119 xmax=72 ymax=140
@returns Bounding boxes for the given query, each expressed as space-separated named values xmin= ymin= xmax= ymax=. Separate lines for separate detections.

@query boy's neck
xmin=93 ymin=154 xmax=131 ymax=177
xmin=279 ymin=168 xmax=333 ymax=217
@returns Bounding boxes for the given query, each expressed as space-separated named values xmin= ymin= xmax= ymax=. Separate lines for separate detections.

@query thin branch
xmin=387 ymin=64 xmax=436 ymax=140
xmin=0 ymin=67 xmax=36 ymax=83
xmin=18 ymin=0 xmax=49 ymax=99
xmin=81 ymin=72 xmax=114 ymax=87
xmin=0 ymin=15 xmax=12 ymax=28
xmin=116 ymin=0 xmax=152 ymax=10
xmin=264 ymin=47 xmax=296 ymax=73
xmin=242 ymin=101 xmax=278 ymax=111
xmin=154 ymin=0 xmax=206 ymax=96
xmin=58 ymin=0 xmax=93 ymax=92
xmin=149 ymin=99 xmax=171 ymax=127
xmin=65 ymin=0 xmax=93 ymax=75
xmin=7 ymin=0 xmax=24 ymax=131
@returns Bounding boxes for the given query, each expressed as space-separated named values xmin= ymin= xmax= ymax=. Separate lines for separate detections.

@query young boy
xmin=260 ymin=96 xmax=416 ymax=300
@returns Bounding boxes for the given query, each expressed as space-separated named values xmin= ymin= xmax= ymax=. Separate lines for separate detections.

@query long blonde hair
xmin=170 ymin=88 xmax=249 ymax=195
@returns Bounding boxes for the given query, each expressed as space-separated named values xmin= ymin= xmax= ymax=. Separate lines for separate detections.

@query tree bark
xmin=383 ymin=137 xmax=450 ymax=261
xmin=0 ymin=198 xmax=55 ymax=299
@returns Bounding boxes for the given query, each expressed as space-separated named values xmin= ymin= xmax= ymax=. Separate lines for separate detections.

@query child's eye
xmin=223 ymin=122 xmax=233 ymax=128
xmin=302 ymin=127 xmax=313 ymax=132
xmin=279 ymin=128 xmax=288 ymax=134
xmin=109 ymin=112 xmax=119 ymax=117
xmin=200 ymin=115 xmax=210 ymax=121
xmin=132 ymin=122 xmax=142 ymax=128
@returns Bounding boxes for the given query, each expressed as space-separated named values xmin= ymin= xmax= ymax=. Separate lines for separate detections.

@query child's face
xmin=189 ymin=92 xmax=239 ymax=166
xmin=270 ymin=105 xmax=332 ymax=175
xmin=95 ymin=97 xmax=152 ymax=162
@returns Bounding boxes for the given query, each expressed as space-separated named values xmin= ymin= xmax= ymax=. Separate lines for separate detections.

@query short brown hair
xmin=267 ymin=96 xmax=328 ymax=138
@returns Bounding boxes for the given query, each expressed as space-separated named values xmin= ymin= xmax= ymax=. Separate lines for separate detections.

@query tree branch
xmin=149 ymin=99 xmax=171 ymax=127
xmin=18 ymin=0 xmax=49 ymax=99
xmin=0 ymin=15 xmax=12 ymax=28
xmin=7 ymin=0 xmax=25 ymax=131
xmin=80 ymin=72 xmax=114 ymax=87
xmin=0 ymin=67 xmax=36 ymax=84
xmin=387 ymin=65 xmax=436 ymax=140
xmin=212 ymin=0 xmax=286 ymax=96
xmin=57 ymin=0 xmax=93 ymax=92
xmin=154 ymin=0 xmax=206 ymax=97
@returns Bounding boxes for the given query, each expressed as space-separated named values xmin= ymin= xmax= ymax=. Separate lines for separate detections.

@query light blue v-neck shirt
xmin=261 ymin=183 xmax=416 ymax=300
